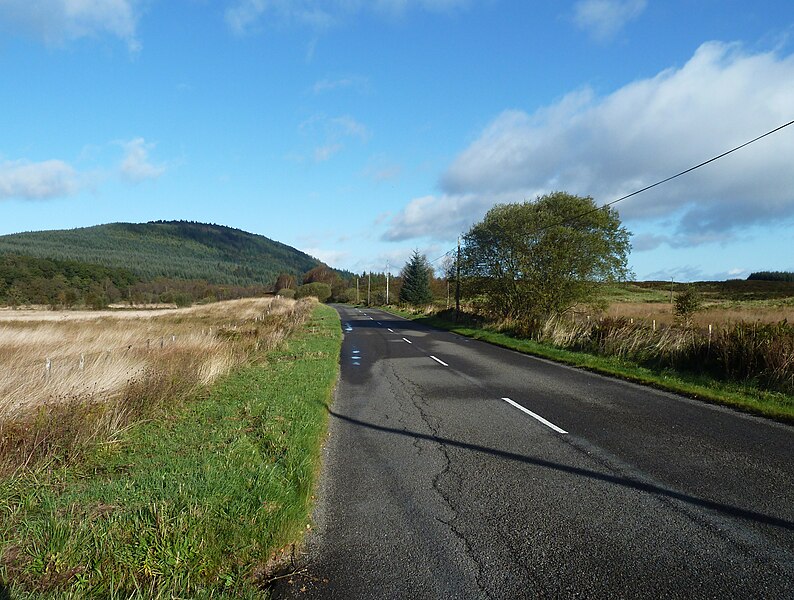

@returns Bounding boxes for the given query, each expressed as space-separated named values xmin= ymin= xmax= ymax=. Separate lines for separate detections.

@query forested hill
xmin=0 ymin=221 xmax=322 ymax=286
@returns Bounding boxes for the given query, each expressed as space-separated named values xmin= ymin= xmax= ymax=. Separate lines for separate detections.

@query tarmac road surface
xmin=273 ymin=305 xmax=794 ymax=599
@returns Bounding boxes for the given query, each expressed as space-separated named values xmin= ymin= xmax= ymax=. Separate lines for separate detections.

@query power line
xmin=423 ymin=118 xmax=793 ymax=268
xmin=529 ymin=118 xmax=794 ymax=235
xmin=428 ymin=249 xmax=455 ymax=265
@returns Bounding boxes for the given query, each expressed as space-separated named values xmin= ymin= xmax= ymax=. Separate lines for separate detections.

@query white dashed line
xmin=402 ymin=337 xmax=412 ymax=344
xmin=430 ymin=355 xmax=448 ymax=367
xmin=387 ymin=328 xmax=394 ymax=333
xmin=501 ymin=398 xmax=568 ymax=434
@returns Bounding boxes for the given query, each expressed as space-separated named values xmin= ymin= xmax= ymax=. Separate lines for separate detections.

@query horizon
xmin=2 ymin=218 xmax=791 ymax=284
xmin=1 ymin=1 xmax=793 ymax=282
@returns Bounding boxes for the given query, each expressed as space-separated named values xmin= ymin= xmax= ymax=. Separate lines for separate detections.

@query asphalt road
xmin=273 ymin=305 xmax=794 ymax=599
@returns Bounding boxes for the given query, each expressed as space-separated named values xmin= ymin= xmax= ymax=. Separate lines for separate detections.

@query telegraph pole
xmin=367 ymin=272 xmax=371 ymax=306
xmin=455 ymin=236 xmax=461 ymax=322
xmin=386 ymin=261 xmax=390 ymax=305
xmin=356 ymin=277 xmax=360 ymax=304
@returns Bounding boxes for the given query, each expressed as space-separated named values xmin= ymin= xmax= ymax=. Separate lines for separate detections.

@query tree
xmin=296 ymin=282 xmax=332 ymax=303
xmin=674 ymin=286 xmax=702 ymax=326
xmin=399 ymin=250 xmax=433 ymax=305
xmin=274 ymin=273 xmax=296 ymax=293
xmin=461 ymin=192 xmax=631 ymax=331
xmin=302 ymin=265 xmax=338 ymax=286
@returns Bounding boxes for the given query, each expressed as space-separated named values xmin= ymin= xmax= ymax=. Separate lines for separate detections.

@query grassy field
xmin=0 ymin=301 xmax=342 ymax=597
xmin=595 ymin=280 xmax=794 ymax=326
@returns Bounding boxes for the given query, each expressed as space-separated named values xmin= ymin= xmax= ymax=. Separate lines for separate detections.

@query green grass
xmin=0 ymin=304 xmax=341 ymax=598
xmin=596 ymin=282 xmax=673 ymax=303
xmin=594 ymin=280 xmax=794 ymax=304
xmin=384 ymin=307 xmax=794 ymax=424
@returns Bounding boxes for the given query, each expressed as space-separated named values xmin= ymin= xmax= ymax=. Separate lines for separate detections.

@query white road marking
xmin=430 ymin=355 xmax=448 ymax=367
xmin=501 ymin=398 xmax=568 ymax=434
xmin=387 ymin=328 xmax=394 ymax=333
xmin=402 ymin=337 xmax=412 ymax=344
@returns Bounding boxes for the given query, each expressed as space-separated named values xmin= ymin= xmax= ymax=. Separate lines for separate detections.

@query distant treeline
xmin=0 ymin=254 xmax=267 ymax=308
xmin=748 ymin=271 xmax=794 ymax=282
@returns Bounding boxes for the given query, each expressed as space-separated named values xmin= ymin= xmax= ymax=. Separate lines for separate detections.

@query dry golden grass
xmin=0 ymin=296 xmax=310 ymax=420
xmin=0 ymin=296 xmax=316 ymax=471
xmin=534 ymin=312 xmax=794 ymax=395
xmin=601 ymin=301 xmax=794 ymax=327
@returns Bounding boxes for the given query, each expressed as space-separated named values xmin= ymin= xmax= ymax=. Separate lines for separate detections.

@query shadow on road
xmin=326 ymin=406 xmax=794 ymax=532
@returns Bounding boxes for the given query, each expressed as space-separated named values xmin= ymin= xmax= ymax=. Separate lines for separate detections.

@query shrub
xmin=674 ymin=287 xmax=702 ymax=325
xmin=296 ymin=282 xmax=332 ymax=303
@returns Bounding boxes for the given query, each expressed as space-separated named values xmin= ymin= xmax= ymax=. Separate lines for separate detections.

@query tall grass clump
xmin=535 ymin=317 xmax=794 ymax=394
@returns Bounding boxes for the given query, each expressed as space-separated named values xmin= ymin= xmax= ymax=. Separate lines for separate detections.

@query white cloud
xmin=312 ymin=76 xmax=369 ymax=94
xmin=225 ymin=0 xmax=335 ymax=35
xmin=418 ymin=42 xmax=794 ymax=246
xmin=330 ymin=116 xmax=370 ymax=142
xmin=573 ymin=0 xmax=646 ymax=42
xmin=298 ymin=114 xmax=370 ymax=162
xmin=382 ymin=192 xmax=512 ymax=241
xmin=631 ymin=231 xmax=741 ymax=252
xmin=642 ymin=264 xmax=751 ymax=283
xmin=304 ymin=247 xmax=351 ymax=267
xmin=225 ymin=0 xmax=473 ymax=34
xmin=365 ymin=163 xmax=403 ymax=182
xmin=119 ymin=138 xmax=166 ymax=182
xmin=0 ymin=160 xmax=80 ymax=200
xmin=314 ymin=143 xmax=343 ymax=162
xmin=0 ymin=0 xmax=141 ymax=50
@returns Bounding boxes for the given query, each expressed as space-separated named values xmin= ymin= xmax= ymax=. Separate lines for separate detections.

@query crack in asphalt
xmin=389 ymin=361 xmax=491 ymax=598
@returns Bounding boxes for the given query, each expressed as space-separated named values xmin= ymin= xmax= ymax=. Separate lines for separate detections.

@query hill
xmin=0 ymin=221 xmax=322 ymax=287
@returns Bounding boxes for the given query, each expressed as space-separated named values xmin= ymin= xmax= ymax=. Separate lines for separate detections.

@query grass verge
xmin=0 ymin=303 xmax=341 ymax=598
xmin=382 ymin=307 xmax=794 ymax=424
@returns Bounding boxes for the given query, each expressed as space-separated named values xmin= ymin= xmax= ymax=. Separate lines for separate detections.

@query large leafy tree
xmin=399 ymin=250 xmax=433 ymax=305
xmin=461 ymin=192 xmax=631 ymax=329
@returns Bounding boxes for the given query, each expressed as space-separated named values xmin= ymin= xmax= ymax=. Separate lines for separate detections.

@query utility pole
xmin=356 ymin=277 xmax=359 ymax=304
xmin=670 ymin=276 xmax=674 ymax=305
xmin=455 ymin=236 xmax=461 ymax=322
xmin=367 ymin=272 xmax=371 ymax=306
xmin=386 ymin=261 xmax=390 ymax=305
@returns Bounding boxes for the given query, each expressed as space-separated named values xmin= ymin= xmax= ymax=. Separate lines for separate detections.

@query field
xmin=0 ymin=297 xmax=313 ymax=471
xmin=0 ymin=299 xmax=342 ymax=597
xmin=595 ymin=280 xmax=794 ymax=326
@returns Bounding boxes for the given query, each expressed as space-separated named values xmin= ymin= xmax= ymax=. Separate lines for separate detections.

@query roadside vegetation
xmin=394 ymin=307 xmax=793 ymax=422
xmin=371 ymin=194 xmax=794 ymax=422
xmin=0 ymin=298 xmax=342 ymax=597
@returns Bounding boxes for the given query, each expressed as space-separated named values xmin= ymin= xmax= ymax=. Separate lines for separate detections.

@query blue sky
xmin=1 ymin=0 xmax=792 ymax=281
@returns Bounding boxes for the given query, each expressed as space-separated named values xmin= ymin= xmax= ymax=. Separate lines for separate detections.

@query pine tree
xmin=399 ymin=250 xmax=433 ymax=305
